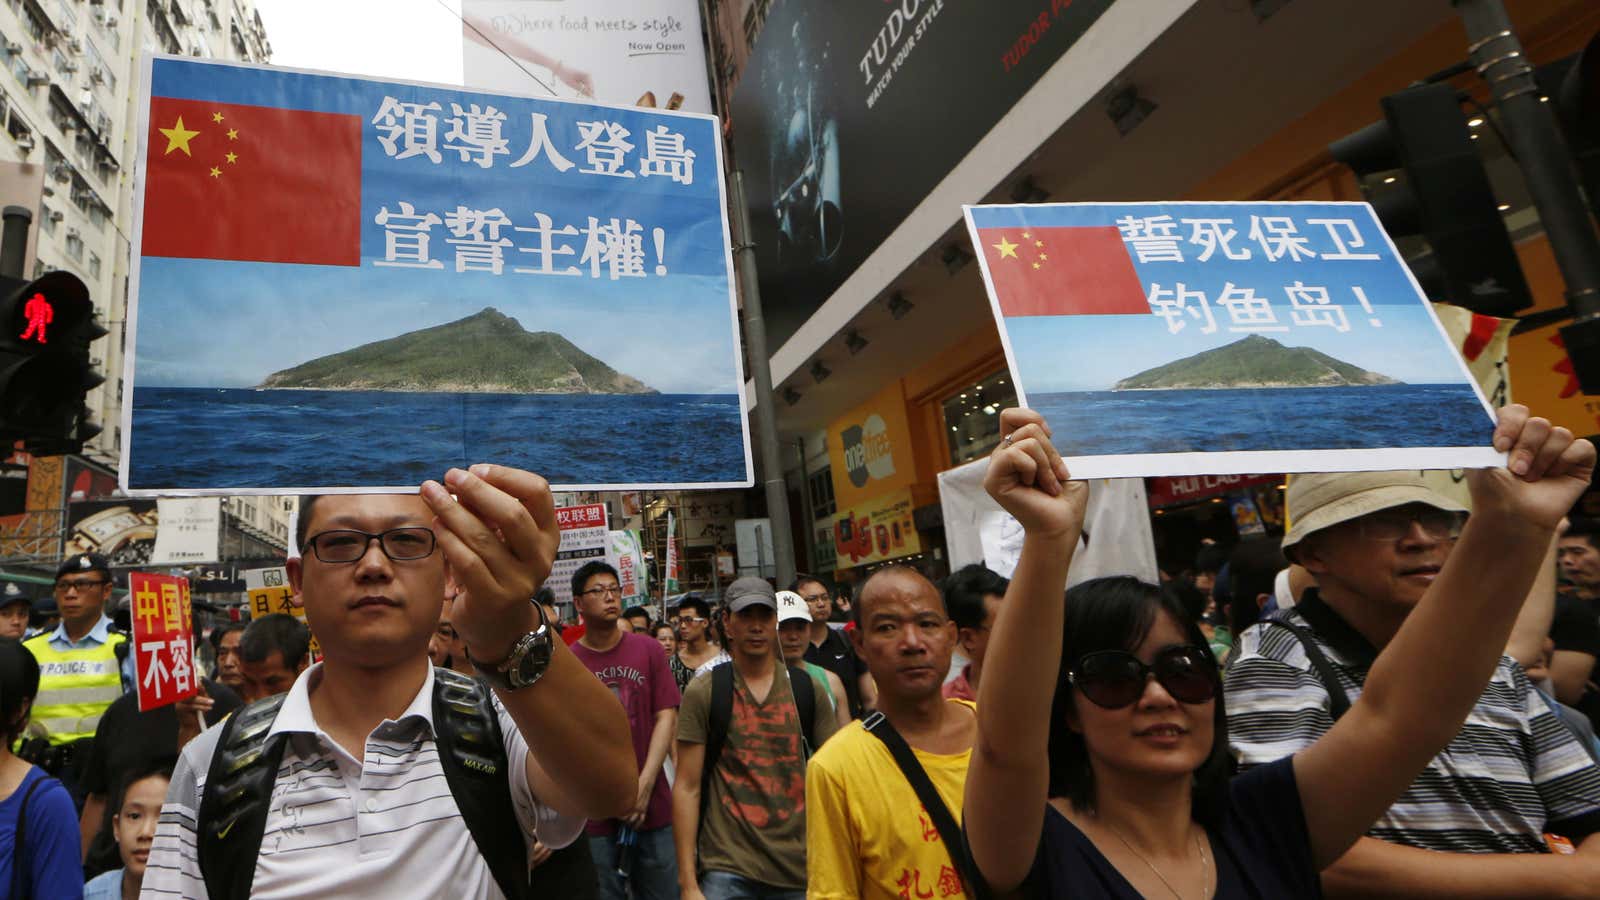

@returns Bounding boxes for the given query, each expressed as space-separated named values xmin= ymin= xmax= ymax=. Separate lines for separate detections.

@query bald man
xmin=805 ymin=566 xmax=980 ymax=899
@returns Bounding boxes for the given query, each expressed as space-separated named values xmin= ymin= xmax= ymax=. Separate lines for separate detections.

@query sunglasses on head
xmin=1068 ymin=645 xmax=1218 ymax=710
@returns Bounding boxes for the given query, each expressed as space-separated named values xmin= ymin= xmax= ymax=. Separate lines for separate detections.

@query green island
xmin=257 ymin=307 xmax=656 ymax=394
xmin=1112 ymin=334 xmax=1400 ymax=391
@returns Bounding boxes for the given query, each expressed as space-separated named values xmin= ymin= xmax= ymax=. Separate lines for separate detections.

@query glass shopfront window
xmin=943 ymin=370 xmax=1018 ymax=465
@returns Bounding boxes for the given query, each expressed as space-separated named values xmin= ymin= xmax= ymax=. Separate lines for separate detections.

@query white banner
xmin=149 ymin=498 xmax=221 ymax=565
xmin=463 ymin=0 xmax=713 ymax=113
xmin=937 ymin=459 xmax=1159 ymax=588
xmin=609 ymin=529 xmax=646 ymax=603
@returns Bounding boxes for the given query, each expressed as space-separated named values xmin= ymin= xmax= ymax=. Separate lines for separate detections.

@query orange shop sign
xmin=826 ymin=382 xmax=917 ymax=511
xmin=831 ymin=488 xmax=921 ymax=570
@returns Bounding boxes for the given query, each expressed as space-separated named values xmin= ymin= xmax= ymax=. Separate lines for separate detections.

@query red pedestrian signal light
xmin=19 ymin=292 xmax=51 ymax=344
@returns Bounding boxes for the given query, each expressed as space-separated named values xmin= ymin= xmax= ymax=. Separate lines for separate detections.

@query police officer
xmin=22 ymin=553 xmax=132 ymax=802
xmin=0 ymin=581 xmax=30 ymax=639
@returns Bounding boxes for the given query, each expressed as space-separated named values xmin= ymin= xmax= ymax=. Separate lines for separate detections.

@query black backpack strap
xmin=431 ymin=668 xmax=527 ymax=900
xmin=787 ymin=665 xmax=816 ymax=758
xmin=197 ymin=692 xmax=290 ymax=900
xmin=9 ymin=774 xmax=48 ymax=899
xmin=863 ymin=713 xmax=990 ymax=900
xmin=1268 ymin=619 xmax=1352 ymax=722
xmin=701 ymin=662 xmax=734 ymax=818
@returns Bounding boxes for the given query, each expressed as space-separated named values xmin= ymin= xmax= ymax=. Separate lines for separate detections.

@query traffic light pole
xmin=730 ymin=170 xmax=797 ymax=588
xmin=1454 ymin=0 xmax=1600 ymax=324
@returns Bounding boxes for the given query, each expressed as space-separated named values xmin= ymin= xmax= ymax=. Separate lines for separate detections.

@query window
xmin=807 ymin=467 xmax=835 ymax=519
xmin=88 ymin=251 xmax=100 ymax=278
xmin=944 ymin=370 xmax=1020 ymax=465
xmin=65 ymin=230 xmax=83 ymax=260
xmin=38 ymin=204 xmax=55 ymax=234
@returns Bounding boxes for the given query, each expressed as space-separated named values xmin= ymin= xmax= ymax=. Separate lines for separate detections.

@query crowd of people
xmin=1 ymin=404 xmax=1599 ymax=898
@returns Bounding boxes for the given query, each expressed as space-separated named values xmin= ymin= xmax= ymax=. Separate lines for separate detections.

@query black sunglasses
xmin=1068 ymin=645 xmax=1218 ymax=709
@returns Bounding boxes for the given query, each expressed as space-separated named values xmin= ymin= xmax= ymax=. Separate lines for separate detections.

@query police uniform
xmin=22 ymin=554 xmax=131 ymax=747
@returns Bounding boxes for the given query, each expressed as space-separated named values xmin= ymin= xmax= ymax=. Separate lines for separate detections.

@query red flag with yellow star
xmin=141 ymin=97 xmax=362 ymax=266
xmin=976 ymin=226 xmax=1149 ymax=316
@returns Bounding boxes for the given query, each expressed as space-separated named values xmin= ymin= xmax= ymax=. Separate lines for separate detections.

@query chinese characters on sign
xmin=550 ymin=504 xmax=611 ymax=606
xmin=131 ymin=572 xmax=198 ymax=712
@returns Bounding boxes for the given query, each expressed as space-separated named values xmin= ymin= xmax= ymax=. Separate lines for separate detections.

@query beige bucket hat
xmin=1281 ymin=470 xmax=1468 ymax=558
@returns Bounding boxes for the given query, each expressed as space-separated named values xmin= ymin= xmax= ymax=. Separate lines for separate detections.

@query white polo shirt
xmin=140 ymin=663 xmax=583 ymax=899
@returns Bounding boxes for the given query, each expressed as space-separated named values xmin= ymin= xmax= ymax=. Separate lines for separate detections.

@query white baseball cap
xmin=776 ymin=590 xmax=812 ymax=624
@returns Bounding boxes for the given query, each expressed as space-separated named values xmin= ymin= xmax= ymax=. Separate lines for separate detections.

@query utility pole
xmin=1452 ymin=1 xmax=1600 ymax=388
xmin=730 ymin=171 xmax=797 ymax=587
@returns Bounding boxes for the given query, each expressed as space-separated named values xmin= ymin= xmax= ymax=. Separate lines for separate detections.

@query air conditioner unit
xmin=47 ymin=210 xmax=63 ymax=222
xmin=104 ymin=15 xmax=119 ymax=29
xmin=2 ymin=40 xmax=21 ymax=55
xmin=13 ymin=133 xmax=33 ymax=150
xmin=64 ymin=38 xmax=82 ymax=54
xmin=25 ymin=70 xmax=49 ymax=87
xmin=67 ymin=226 xmax=81 ymax=238
xmin=59 ymin=59 xmax=78 ymax=73
xmin=89 ymin=67 xmax=105 ymax=85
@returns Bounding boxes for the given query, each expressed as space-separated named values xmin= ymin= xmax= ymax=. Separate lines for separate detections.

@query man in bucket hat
xmin=1226 ymin=468 xmax=1600 ymax=897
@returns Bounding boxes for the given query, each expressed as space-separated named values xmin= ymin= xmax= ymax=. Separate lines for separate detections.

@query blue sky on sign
xmin=136 ymin=59 xmax=738 ymax=395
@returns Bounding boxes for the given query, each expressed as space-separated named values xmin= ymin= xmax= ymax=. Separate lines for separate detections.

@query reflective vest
xmin=23 ymin=631 xmax=127 ymax=745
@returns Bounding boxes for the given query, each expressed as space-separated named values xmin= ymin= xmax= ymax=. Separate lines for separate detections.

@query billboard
xmin=463 ymin=0 xmax=713 ymax=113
xmin=728 ymin=0 xmax=1116 ymax=347
xmin=65 ymin=498 xmax=222 ymax=566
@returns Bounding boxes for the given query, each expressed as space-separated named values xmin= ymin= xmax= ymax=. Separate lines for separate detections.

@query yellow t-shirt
xmin=805 ymin=700 xmax=976 ymax=900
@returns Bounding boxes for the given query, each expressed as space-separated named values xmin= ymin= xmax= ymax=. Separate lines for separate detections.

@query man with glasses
xmin=569 ymin=560 xmax=681 ymax=900
xmin=1226 ymin=471 xmax=1600 ymax=897
xmin=674 ymin=596 xmax=728 ymax=685
xmin=22 ymin=553 xmax=131 ymax=802
xmin=141 ymin=469 xmax=637 ymax=898
xmin=807 ymin=565 xmax=980 ymax=899
xmin=797 ymin=574 xmax=876 ymax=718
xmin=939 ymin=564 xmax=1009 ymax=703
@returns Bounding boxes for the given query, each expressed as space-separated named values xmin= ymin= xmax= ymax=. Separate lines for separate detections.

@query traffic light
xmin=0 ymin=270 xmax=106 ymax=454
xmin=1328 ymin=81 xmax=1533 ymax=316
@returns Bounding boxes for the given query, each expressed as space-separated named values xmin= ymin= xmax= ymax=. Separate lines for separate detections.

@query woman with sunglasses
xmin=964 ymin=406 xmax=1591 ymax=899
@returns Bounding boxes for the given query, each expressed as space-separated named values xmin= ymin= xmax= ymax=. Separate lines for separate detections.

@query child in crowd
xmin=84 ymin=763 xmax=172 ymax=900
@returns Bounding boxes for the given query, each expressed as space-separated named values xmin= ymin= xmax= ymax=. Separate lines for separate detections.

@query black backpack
xmin=196 ymin=668 xmax=529 ymax=900
xmin=700 ymin=661 xmax=816 ymax=814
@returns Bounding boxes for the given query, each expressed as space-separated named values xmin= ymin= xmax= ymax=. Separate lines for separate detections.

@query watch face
xmin=512 ymin=634 xmax=553 ymax=687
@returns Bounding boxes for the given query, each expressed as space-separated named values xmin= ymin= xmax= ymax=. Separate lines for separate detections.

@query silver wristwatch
xmin=469 ymin=602 xmax=554 ymax=691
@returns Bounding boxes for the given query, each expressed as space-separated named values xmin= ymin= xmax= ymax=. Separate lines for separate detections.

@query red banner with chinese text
xmin=131 ymin=572 xmax=198 ymax=712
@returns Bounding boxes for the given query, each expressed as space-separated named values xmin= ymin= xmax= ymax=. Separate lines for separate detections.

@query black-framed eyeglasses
xmin=800 ymin=592 xmax=830 ymax=605
xmin=1068 ymin=645 xmax=1218 ymax=709
xmin=579 ymin=585 xmax=623 ymax=599
xmin=1355 ymin=506 xmax=1465 ymax=543
xmin=303 ymin=527 xmax=437 ymax=563
xmin=54 ymin=577 xmax=108 ymax=593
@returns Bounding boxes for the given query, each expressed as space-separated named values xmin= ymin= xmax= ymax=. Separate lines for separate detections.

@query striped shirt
xmin=1224 ymin=591 xmax=1600 ymax=854
xmin=139 ymin=663 xmax=582 ymax=899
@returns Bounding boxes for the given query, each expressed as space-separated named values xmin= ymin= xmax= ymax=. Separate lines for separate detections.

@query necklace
xmin=1100 ymin=820 xmax=1211 ymax=900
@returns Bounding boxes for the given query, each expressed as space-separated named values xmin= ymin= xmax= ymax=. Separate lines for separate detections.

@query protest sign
xmin=965 ymin=201 xmax=1504 ymax=479
xmin=550 ymin=504 xmax=610 ymax=605
xmin=243 ymin=566 xmax=321 ymax=659
xmin=463 ymin=0 xmax=712 ymax=114
xmin=663 ymin=510 xmax=680 ymax=594
xmin=130 ymin=572 xmax=197 ymax=712
xmin=938 ymin=461 xmax=1159 ymax=588
xmin=122 ymin=56 xmax=751 ymax=495
xmin=610 ymin=529 xmax=647 ymax=603
xmin=830 ymin=490 xmax=920 ymax=570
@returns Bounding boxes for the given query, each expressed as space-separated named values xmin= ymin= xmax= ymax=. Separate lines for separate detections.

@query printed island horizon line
xmin=1105 ymin=334 xmax=1401 ymax=392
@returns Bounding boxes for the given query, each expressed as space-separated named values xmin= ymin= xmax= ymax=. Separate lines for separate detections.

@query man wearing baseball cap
xmin=673 ymin=577 xmax=836 ymax=900
xmin=1226 ymin=470 xmax=1600 ymax=897
xmin=775 ymin=590 xmax=849 ymax=730
xmin=22 ymin=553 xmax=132 ymax=804
xmin=0 ymin=581 xmax=31 ymax=640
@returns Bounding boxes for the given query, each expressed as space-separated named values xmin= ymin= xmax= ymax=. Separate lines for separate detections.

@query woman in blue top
xmin=964 ymin=406 xmax=1590 ymax=899
xmin=0 ymin=637 xmax=83 ymax=899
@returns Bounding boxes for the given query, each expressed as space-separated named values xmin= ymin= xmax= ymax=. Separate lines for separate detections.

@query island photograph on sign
xmin=121 ymin=57 xmax=751 ymax=494
xmin=966 ymin=201 xmax=1503 ymax=479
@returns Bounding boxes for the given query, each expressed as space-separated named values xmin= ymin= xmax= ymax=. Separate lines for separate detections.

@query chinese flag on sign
xmin=141 ymin=97 xmax=362 ymax=266
xmin=976 ymin=226 xmax=1150 ymax=317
